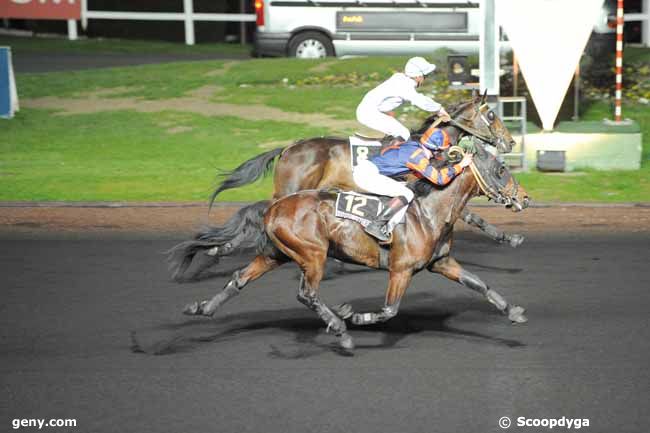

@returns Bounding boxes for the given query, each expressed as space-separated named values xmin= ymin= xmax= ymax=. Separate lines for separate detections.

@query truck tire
xmin=288 ymin=31 xmax=335 ymax=58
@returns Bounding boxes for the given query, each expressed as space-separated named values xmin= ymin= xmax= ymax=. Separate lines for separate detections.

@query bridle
xmin=448 ymin=145 xmax=520 ymax=208
xmin=450 ymin=103 xmax=500 ymax=144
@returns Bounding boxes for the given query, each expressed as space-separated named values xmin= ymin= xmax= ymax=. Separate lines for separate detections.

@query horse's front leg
xmin=461 ymin=209 xmax=524 ymax=248
xmin=347 ymin=270 xmax=413 ymax=325
xmin=428 ymin=256 xmax=527 ymax=323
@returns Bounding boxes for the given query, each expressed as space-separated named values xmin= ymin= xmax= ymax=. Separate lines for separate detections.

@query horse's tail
xmin=168 ymin=200 xmax=270 ymax=282
xmin=209 ymin=147 xmax=285 ymax=212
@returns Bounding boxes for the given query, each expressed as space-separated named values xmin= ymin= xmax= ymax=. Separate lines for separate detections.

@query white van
xmin=253 ymin=0 xmax=492 ymax=58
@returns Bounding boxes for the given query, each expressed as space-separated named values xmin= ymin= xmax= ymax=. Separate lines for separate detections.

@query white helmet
xmin=404 ymin=57 xmax=436 ymax=78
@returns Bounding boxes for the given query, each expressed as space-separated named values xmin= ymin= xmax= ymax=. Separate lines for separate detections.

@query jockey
xmin=419 ymin=123 xmax=453 ymax=160
xmin=356 ymin=57 xmax=451 ymax=144
xmin=353 ymin=138 xmax=472 ymax=242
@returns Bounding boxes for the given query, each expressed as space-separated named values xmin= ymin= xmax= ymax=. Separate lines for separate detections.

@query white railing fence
xmin=67 ymin=0 xmax=255 ymax=45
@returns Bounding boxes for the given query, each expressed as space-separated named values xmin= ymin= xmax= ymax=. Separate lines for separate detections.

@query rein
xmin=468 ymin=160 xmax=496 ymax=198
xmin=449 ymin=119 xmax=493 ymax=143
xmin=468 ymin=159 xmax=520 ymax=204
xmin=448 ymin=145 xmax=498 ymax=200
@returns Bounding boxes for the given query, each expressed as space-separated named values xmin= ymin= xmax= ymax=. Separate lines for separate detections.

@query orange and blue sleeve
xmin=419 ymin=127 xmax=450 ymax=151
xmin=406 ymin=149 xmax=463 ymax=186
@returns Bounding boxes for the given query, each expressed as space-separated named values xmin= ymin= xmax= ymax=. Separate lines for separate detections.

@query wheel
xmin=288 ymin=31 xmax=334 ymax=59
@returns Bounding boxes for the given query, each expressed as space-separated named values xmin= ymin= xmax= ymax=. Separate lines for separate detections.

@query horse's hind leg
xmin=183 ymin=255 xmax=281 ymax=317
xmin=461 ymin=209 xmax=524 ymax=248
xmin=429 ymin=256 xmax=527 ymax=323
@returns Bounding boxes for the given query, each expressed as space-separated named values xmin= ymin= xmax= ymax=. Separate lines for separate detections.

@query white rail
xmin=67 ymin=0 xmax=255 ymax=45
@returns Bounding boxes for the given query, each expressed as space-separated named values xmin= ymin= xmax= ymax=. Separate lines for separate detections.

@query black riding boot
xmin=365 ymin=196 xmax=409 ymax=242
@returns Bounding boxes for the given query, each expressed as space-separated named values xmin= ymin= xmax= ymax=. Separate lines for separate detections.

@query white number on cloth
xmin=344 ymin=195 xmax=367 ymax=217
xmin=356 ymin=146 xmax=369 ymax=161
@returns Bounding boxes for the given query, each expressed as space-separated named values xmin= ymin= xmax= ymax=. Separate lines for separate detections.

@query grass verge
xmin=1 ymin=45 xmax=649 ymax=203
xmin=0 ymin=35 xmax=251 ymax=56
xmin=0 ymin=109 xmax=326 ymax=201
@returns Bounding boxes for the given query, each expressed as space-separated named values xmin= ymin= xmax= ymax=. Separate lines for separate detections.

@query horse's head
xmin=450 ymin=91 xmax=517 ymax=154
xmin=462 ymin=139 xmax=529 ymax=212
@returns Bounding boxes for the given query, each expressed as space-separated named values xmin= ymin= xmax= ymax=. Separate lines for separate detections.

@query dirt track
xmin=1 ymin=203 xmax=649 ymax=235
xmin=2 ymin=230 xmax=649 ymax=433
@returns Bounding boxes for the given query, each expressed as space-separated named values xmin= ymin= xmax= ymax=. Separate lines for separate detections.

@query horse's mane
xmin=407 ymin=178 xmax=443 ymax=198
xmin=415 ymin=99 xmax=475 ymax=134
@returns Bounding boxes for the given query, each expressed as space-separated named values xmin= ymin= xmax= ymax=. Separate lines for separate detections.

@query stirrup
xmin=378 ymin=232 xmax=393 ymax=246
xmin=364 ymin=221 xmax=391 ymax=243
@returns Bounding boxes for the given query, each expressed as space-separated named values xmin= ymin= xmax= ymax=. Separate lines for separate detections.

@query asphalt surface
xmin=1 ymin=231 xmax=649 ymax=433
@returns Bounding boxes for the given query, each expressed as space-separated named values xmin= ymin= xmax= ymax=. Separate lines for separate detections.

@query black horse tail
xmin=209 ymin=147 xmax=285 ymax=212
xmin=168 ymin=200 xmax=270 ymax=282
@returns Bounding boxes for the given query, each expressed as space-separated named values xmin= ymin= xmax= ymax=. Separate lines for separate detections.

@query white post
xmin=183 ymin=0 xmax=195 ymax=45
xmin=480 ymin=0 xmax=500 ymax=102
xmin=67 ymin=19 xmax=78 ymax=40
xmin=81 ymin=0 xmax=88 ymax=31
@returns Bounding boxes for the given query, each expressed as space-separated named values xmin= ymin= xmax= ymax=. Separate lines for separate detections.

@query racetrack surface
xmin=1 ymin=231 xmax=649 ymax=433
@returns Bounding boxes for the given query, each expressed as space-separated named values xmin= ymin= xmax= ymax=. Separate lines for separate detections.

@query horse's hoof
xmin=333 ymin=303 xmax=354 ymax=320
xmin=205 ymin=246 xmax=220 ymax=257
xmin=183 ymin=301 xmax=207 ymax=316
xmin=339 ymin=333 xmax=355 ymax=350
xmin=508 ymin=234 xmax=525 ymax=248
xmin=508 ymin=305 xmax=527 ymax=323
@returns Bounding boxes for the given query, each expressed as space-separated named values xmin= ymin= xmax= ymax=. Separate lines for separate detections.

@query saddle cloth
xmin=349 ymin=136 xmax=383 ymax=169
xmin=334 ymin=191 xmax=406 ymax=228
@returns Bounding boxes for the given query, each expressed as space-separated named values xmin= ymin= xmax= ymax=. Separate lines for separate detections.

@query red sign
xmin=0 ymin=0 xmax=81 ymax=20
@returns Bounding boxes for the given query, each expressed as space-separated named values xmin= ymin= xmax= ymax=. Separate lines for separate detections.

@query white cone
xmin=498 ymin=0 xmax=605 ymax=130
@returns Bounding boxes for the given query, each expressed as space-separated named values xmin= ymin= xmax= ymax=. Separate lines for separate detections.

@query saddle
xmin=353 ymin=132 xmax=385 ymax=141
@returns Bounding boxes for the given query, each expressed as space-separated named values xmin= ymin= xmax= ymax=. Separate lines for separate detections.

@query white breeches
xmin=356 ymin=105 xmax=411 ymax=141
xmin=352 ymin=160 xmax=414 ymax=227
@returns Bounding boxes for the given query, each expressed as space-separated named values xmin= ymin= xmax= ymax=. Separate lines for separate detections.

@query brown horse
xmin=202 ymin=93 xmax=523 ymax=270
xmin=170 ymin=140 xmax=529 ymax=351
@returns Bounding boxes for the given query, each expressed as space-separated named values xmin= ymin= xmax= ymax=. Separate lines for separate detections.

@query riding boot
xmin=365 ymin=196 xmax=409 ymax=242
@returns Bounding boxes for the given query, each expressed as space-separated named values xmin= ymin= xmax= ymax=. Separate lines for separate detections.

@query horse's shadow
xmin=132 ymin=292 xmax=525 ymax=358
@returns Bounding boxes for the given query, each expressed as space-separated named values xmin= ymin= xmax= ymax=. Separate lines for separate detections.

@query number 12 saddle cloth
xmin=334 ymin=191 xmax=406 ymax=228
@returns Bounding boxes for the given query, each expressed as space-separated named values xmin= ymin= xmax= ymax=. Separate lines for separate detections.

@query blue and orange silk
xmin=370 ymin=140 xmax=463 ymax=186
xmin=420 ymin=126 xmax=450 ymax=151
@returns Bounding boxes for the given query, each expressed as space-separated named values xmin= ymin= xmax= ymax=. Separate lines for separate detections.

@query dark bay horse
xmin=201 ymin=94 xmax=523 ymax=271
xmin=170 ymin=141 xmax=529 ymax=350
